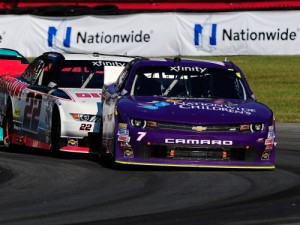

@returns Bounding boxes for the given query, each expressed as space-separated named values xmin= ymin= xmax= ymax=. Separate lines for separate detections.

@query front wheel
xmin=50 ymin=109 xmax=63 ymax=156
xmin=99 ymin=121 xmax=116 ymax=167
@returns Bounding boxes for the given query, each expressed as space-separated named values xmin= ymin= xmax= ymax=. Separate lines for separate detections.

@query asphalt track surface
xmin=0 ymin=123 xmax=299 ymax=225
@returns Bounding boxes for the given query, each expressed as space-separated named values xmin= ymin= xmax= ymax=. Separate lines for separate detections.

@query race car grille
xmin=157 ymin=122 xmax=240 ymax=133
xmin=139 ymin=144 xmax=255 ymax=162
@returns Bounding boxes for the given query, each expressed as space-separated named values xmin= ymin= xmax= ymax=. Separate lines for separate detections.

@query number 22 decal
xmin=23 ymin=92 xmax=42 ymax=132
xmin=80 ymin=124 xmax=92 ymax=131
xmin=137 ymin=132 xmax=147 ymax=141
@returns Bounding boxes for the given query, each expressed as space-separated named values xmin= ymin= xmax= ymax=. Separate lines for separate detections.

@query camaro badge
xmin=192 ymin=126 xmax=207 ymax=132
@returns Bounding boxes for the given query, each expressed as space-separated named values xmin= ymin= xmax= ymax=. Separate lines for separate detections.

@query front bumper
xmin=58 ymin=119 xmax=101 ymax=153
xmin=114 ymin=123 xmax=276 ymax=169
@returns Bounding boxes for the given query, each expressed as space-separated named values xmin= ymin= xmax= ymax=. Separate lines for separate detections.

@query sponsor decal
xmin=124 ymin=149 xmax=134 ymax=158
xmin=265 ymin=138 xmax=274 ymax=146
xmin=77 ymin=30 xmax=151 ymax=44
xmin=118 ymin=123 xmax=127 ymax=129
xmin=13 ymin=124 xmax=21 ymax=131
xmin=173 ymin=101 xmax=256 ymax=115
xmin=68 ymin=138 xmax=78 ymax=147
xmin=118 ymin=135 xmax=130 ymax=142
xmin=264 ymin=145 xmax=273 ymax=151
xmin=118 ymin=127 xmax=129 ymax=136
xmin=13 ymin=107 xmax=21 ymax=118
xmin=267 ymin=131 xmax=275 ymax=139
xmin=165 ymin=138 xmax=233 ymax=145
xmin=138 ymin=101 xmax=169 ymax=110
xmin=170 ymin=66 xmax=207 ymax=73
xmin=192 ymin=126 xmax=207 ymax=132
xmin=166 ymin=99 xmax=182 ymax=103
xmin=261 ymin=150 xmax=271 ymax=160
xmin=47 ymin=21 xmax=152 ymax=49
xmin=75 ymin=93 xmax=101 ymax=98
xmin=117 ymin=123 xmax=130 ymax=142
xmin=120 ymin=142 xmax=131 ymax=148
xmin=193 ymin=16 xmax=298 ymax=53
xmin=257 ymin=138 xmax=265 ymax=143
xmin=138 ymin=100 xmax=256 ymax=115
xmin=223 ymin=28 xmax=297 ymax=41
xmin=92 ymin=60 xmax=127 ymax=67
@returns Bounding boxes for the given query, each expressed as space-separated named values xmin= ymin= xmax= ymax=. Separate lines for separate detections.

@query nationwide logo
xmin=48 ymin=20 xmax=72 ymax=48
xmin=76 ymin=30 xmax=151 ymax=44
xmin=222 ymin=28 xmax=297 ymax=41
xmin=47 ymin=21 xmax=152 ymax=49
xmin=193 ymin=16 xmax=298 ymax=53
xmin=194 ymin=16 xmax=217 ymax=52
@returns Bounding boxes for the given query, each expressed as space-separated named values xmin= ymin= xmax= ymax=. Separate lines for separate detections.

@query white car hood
xmin=61 ymin=88 xmax=102 ymax=103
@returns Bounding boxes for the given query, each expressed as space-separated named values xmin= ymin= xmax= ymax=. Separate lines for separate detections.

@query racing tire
xmin=99 ymin=121 xmax=116 ymax=168
xmin=50 ymin=108 xmax=63 ymax=157
xmin=3 ymin=103 xmax=15 ymax=151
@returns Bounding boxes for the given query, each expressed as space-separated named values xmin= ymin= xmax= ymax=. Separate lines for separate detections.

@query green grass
xmin=28 ymin=56 xmax=300 ymax=123
xmin=188 ymin=56 xmax=300 ymax=123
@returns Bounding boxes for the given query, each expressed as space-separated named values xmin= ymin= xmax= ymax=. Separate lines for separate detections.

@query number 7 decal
xmin=137 ymin=132 xmax=146 ymax=141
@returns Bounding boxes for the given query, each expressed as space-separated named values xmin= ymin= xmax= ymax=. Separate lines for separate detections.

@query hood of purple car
xmin=118 ymin=96 xmax=273 ymax=124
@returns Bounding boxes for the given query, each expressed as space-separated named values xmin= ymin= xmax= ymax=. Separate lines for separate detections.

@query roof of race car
xmin=0 ymin=48 xmax=22 ymax=57
xmin=60 ymin=52 xmax=135 ymax=62
xmin=146 ymin=57 xmax=226 ymax=67
xmin=131 ymin=57 xmax=238 ymax=71
xmin=0 ymin=48 xmax=29 ymax=63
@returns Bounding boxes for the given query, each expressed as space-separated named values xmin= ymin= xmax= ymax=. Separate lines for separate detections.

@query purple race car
xmin=100 ymin=57 xmax=276 ymax=169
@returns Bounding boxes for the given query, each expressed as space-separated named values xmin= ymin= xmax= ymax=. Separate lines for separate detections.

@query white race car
xmin=0 ymin=52 xmax=133 ymax=154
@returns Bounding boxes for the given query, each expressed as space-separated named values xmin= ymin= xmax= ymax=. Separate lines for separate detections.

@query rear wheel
xmin=3 ymin=103 xmax=15 ymax=151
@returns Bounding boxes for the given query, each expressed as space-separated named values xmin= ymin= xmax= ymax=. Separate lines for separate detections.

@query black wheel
xmin=50 ymin=108 xmax=63 ymax=156
xmin=3 ymin=103 xmax=15 ymax=151
xmin=99 ymin=121 xmax=115 ymax=167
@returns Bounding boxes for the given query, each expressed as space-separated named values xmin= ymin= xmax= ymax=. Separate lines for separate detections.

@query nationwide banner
xmin=0 ymin=11 xmax=300 ymax=57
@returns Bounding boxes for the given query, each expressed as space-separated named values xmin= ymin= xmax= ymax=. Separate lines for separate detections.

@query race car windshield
xmin=58 ymin=60 xmax=104 ymax=88
xmin=131 ymin=66 xmax=250 ymax=100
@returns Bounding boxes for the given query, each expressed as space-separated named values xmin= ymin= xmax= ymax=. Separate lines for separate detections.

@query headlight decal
xmin=239 ymin=123 xmax=264 ymax=132
xmin=70 ymin=113 xmax=100 ymax=122
xmin=130 ymin=118 xmax=146 ymax=128
xmin=130 ymin=118 xmax=157 ymax=129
